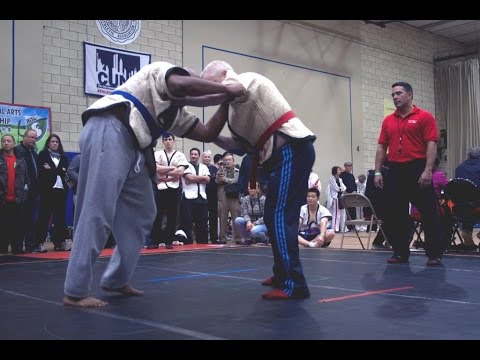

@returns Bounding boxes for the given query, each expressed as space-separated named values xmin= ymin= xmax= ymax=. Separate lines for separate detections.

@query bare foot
xmin=101 ymin=284 xmax=144 ymax=296
xmin=63 ymin=295 xmax=108 ymax=308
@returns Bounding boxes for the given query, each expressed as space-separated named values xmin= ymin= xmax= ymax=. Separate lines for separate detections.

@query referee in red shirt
xmin=374 ymin=82 xmax=445 ymax=266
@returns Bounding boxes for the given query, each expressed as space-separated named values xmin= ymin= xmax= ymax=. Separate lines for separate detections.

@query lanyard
xmin=397 ymin=118 xmax=408 ymax=154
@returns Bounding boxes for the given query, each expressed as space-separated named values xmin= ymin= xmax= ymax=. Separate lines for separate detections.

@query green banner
xmin=0 ymin=102 xmax=51 ymax=152
xmin=384 ymin=98 xmax=396 ymax=117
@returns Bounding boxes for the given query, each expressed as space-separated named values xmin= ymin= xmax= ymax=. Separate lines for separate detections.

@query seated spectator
xmin=455 ymin=146 xmax=480 ymax=250
xmin=298 ymin=188 xmax=335 ymax=248
xmin=410 ymin=157 xmax=447 ymax=220
xmin=234 ymin=182 xmax=267 ymax=245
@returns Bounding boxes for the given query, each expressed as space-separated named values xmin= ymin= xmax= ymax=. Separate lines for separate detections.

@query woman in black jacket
xmin=35 ymin=134 xmax=70 ymax=252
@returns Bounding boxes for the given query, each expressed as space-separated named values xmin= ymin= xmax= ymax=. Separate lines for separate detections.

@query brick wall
xmin=42 ymin=19 xmax=460 ymax=167
xmin=359 ymin=21 xmax=458 ymax=171
xmin=42 ymin=20 xmax=183 ymax=152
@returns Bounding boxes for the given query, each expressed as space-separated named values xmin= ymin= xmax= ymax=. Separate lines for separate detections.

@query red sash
xmin=249 ymin=111 xmax=296 ymax=189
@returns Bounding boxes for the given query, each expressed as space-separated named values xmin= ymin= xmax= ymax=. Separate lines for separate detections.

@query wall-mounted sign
xmin=96 ymin=20 xmax=141 ymax=45
xmin=84 ymin=42 xmax=151 ymax=97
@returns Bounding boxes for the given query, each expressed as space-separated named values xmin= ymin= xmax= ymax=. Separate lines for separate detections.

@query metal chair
xmin=442 ymin=178 xmax=480 ymax=248
xmin=340 ymin=193 xmax=387 ymax=250
xmin=409 ymin=211 xmax=425 ymax=249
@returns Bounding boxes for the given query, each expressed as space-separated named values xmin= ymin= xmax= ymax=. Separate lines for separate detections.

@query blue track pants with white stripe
xmin=263 ymin=140 xmax=315 ymax=297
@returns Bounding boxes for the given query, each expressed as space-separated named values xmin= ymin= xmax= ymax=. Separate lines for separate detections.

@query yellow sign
xmin=384 ymin=98 xmax=395 ymax=117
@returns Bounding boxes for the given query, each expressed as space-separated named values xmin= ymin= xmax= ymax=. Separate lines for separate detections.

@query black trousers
xmin=383 ymin=159 xmax=445 ymax=259
xmin=180 ymin=198 xmax=209 ymax=244
xmin=0 ymin=202 xmax=24 ymax=253
xmin=36 ymin=188 xmax=67 ymax=246
xmin=152 ymin=187 xmax=181 ymax=246
xmin=22 ymin=194 xmax=40 ymax=251
xmin=207 ymin=201 xmax=218 ymax=243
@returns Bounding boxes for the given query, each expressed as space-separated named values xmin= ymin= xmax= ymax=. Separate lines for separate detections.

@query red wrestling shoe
xmin=262 ymin=289 xmax=290 ymax=300
xmin=261 ymin=277 xmax=274 ymax=286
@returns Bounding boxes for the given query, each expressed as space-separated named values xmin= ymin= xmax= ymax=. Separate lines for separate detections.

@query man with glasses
xmin=16 ymin=129 xmax=43 ymax=253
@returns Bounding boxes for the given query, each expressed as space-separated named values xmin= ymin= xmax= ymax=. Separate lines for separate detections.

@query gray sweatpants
xmin=64 ymin=114 xmax=156 ymax=298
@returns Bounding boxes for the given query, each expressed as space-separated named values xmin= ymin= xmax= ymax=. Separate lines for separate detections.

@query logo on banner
xmin=96 ymin=20 xmax=141 ymax=45
xmin=96 ymin=49 xmax=141 ymax=91
xmin=84 ymin=42 xmax=151 ymax=96
xmin=25 ymin=115 xmax=48 ymax=142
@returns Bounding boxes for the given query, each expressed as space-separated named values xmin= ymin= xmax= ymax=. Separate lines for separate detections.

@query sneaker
xmin=236 ymin=239 xmax=252 ymax=245
xmin=54 ymin=243 xmax=71 ymax=251
xmin=262 ymin=289 xmax=290 ymax=300
xmin=31 ymin=244 xmax=47 ymax=253
xmin=371 ymin=243 xmax=389 ymax=250
xmin=254 ymin=241 xmax=269 ymax=246
xmin=387 ymin=255 xmax=409 ymax=264
xmin=426 ymin=258 xmax=442 ymax=266
xmin=145 ymin=244 xmax=159 ymax=249
xmin=65 ymin=239 xmax=73 ymax=251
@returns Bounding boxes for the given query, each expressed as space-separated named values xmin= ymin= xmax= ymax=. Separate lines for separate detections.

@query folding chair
xmin=442 ymin=178 xmax=480 ymax=248
xmin=409 ymin=211 xmax=425 ymax=249
xmin=340 ymin=193 xmax=388 ymax=250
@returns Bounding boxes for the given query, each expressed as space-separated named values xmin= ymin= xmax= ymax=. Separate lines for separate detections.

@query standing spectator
xmin=340 ymin=161 xmax=357 ymax=229
xmin=326 ymin=166 xmax=346 ymax=232
xmin=356 ymin=174 xmax=367 ymax=196
xmin=355 ymin=174 xmax=368 ymax=231
xmin=15 ymin=129 xmax=40 ymax=253
xmin=67 ymin=154 xmax=81 ymax=206
xmin=36 ymin=134 xmax=70 ymax=252
xmin=202 ymin=150 xmax=222 ymax=244
xmin=374 ymin=81 xmax=444 ymax=266
xmin=0 ymin=134 xmax=29 ymax=254
xmin=455 ymin=146 xmax=480 ymax=250
xmin=308 ymin=170 xmax=321 ymax=193
xmin=180 ymin=147 xmax=210 ymax=244
xmin=149 ymin=133 xmax=188 ymax=249
xmin=216 ymin=152 xmax=241 ymax=244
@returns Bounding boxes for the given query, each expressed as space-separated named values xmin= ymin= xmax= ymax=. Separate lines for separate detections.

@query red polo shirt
xmin=4 ymin=154 xmax=16 ymax=202
xmin=378 ymin=105 xmax=439 ymax=163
